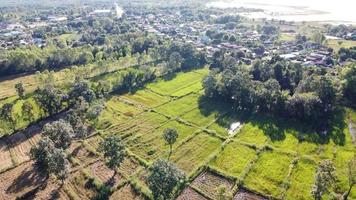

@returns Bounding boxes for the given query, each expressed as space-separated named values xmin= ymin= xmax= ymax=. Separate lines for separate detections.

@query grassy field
xmin=0 ymin=67 xmax=355 ymax=199
xmin=326 ymin=39 xmax=356 ymax=52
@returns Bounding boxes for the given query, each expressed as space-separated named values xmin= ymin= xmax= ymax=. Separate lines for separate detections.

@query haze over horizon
xmin=208 ymin=0 xmax=356 ymax=24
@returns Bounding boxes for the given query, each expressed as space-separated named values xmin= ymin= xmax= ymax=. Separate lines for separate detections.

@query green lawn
xmin=210 ymin=141 xmax=257 ymax=177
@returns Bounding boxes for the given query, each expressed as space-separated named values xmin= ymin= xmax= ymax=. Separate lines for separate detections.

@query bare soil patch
xmin=7 ymin=132 xmax=33 ymax=164
xmin=0 ymin=139 xmax=13 ymax=172
xmin=109 ymin=184 xmax=145 ymax=200
xmin=118 ymin=158 xmax=140 ymax=177
xmin=88 ymin=161 xmax=125 ymax=187
xmin=25 ymin=179 xmax=70 ymax=200
xmin=233 ymin=189 xmax=267 ymax=200
xmin=62 ymin=171 xmax=97 ymax=200
xmin=191 ymin=171 xmax=234 ymax=199
xmin=70 ymin=145 xmax=97 ymax=165
xmin=0 ymin=162 xmax=47 ymax=199
xmin=177 ymin=187 xmax=208 ymax=200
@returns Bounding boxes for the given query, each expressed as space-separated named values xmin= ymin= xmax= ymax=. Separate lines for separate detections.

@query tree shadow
xmin=7 ymin=164 xmax=47 ymax=194
xmin=197 ymin=96 xmax=348 ymax=146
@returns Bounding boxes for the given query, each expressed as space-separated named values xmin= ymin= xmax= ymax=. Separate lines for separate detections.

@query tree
xmin=21 ymin=101 xmax=35 ymax=122
xmin=146 ymin=159 xmax=185 ymax=200
xmin=0 ymin=103 xmax=16 ymax=130
xmin=48 ymin=147 xmax=70 ymax=185
xmin=15 ymin=82 xmax=25 ymax=99
xmin=343 ymin=157 xmax=356 ymax=199
xmin=99 ymin=135 xmax=125 ymax=174
xmin=30 ymin=137 xmax=70 ymax=184
xmin=311 ymin=160 xmax=337 ymax=200
xmin=35 ymin=85 xmax=66 ymax=116
xmin=163 ymin=128 xmax=178 ymax=160
xmin=30 ymin=136 xmax=55 ymax=172
xmin=42 ymin=119 xmax=74 ymax=149
xmin=69 ymin=80 xmax=96 ymax=103
xmin=342 ymin=65 xmax=356 ymax=105
xmin=311 ymin=32 xmax=326 ymax=44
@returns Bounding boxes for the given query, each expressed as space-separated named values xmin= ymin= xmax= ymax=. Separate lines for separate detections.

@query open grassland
xmin=326 ymin=39 xmax=356 ymax=52
xmin=0 ymin=67 xmax=355 ymax=199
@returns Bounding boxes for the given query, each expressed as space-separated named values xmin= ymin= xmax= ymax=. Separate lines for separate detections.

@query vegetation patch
xmin=128 ymin=120 xmax=198 ymax=161
xmin=155 ymin=93 xmax=201 ymax=117
xmin=171 ymin=132 xmax=222 ymax=175
xmin=121 ymin=89 xmax=170 ymax=108
xmin=243 ymin=151 xmax=295 ymax=198
xmin=146 ymin=69 xmax=207 ymax=96
xmin=210 ymin=141 xmax=257 ymax=178
xmin=285 ymin=158 xmax=317 ymax=200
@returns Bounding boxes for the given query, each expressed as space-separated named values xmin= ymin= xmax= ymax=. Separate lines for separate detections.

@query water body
xmin=207 ymin=0 xmax=356 ymax=24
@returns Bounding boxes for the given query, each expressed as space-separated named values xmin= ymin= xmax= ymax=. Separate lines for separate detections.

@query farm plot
xmin=191 ymin=171 xmax=235 ymax=199
xmin=177 ymin=187 xmax=208 ymax=200
xmin=146 ymin=69 xmax=207 ymax=97
xmin=233 ymin=189 xmax=267 ymax=200
xmin=128 ymin=120 xmax=198 ymax=161
xmin=70 ymin=145 xmax=98 ymax=166
xmin=62 ymin=171 xmax=98 ymax=200
xmin=171 ymin=132 xmax=223 ymax=175
xmin=28 ymin=178 xmax=70 ymax=200
xmin=121 ymin=89 xmax=171 ymax=108
xmin=7 ymin=132 xmax=33 ymax=165
xmin=109 ymin=184 xmax=145 ymax=200
xmin=156 ymin=93 xmax=201 ymax=117
xmin=181 ymin=108 xmax=218 ymax=128
xmin=210 ymin=142 xmax=257 ymax=178
xmin=235 ymin=123 xmax=269 ymax=146
xmin=106 ymin=96 xmax=144 ymax=117
xmin=334 ymin=149 xmax=356 ymax=199
xmin=0 ymin=161 xmax=47 ymax=199
xmin=243 ymin=151 xmax=295 ymax=198
xmin=87 ymin=161 xmax=125 ymax=187
xmin=104 ymin=111 xmax=169 ymax=139
xmin=284 ymin=158 xmax=316 ymax=200
xmin=0 ymin=139 xmax=13 ymax=172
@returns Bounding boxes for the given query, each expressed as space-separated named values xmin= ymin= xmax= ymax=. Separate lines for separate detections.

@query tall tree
xmin=42 ymin=120 xmax=74 ymax=149
xmin=35 ymin=85 xmax=66 ymax=116
xmin=0 ymin=103 xmax=16 ymax=130
xmin=147 ymin=159 xmax=185 ymax=200
xmin=98 ymin=135 xmax=125 ymax=175
xmin=21 ymin=101 xmax=35 ymax=122
xmin=311 ymin=160 xmax=337 ymax=200
xmin=15 ymin=82 xmax=25 ymax=99
xmin=163 ymin=128 xmax=178 ymax=160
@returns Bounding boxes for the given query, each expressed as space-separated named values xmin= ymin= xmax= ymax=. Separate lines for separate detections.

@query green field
xmin=93 ymin=68 xmax=356 ymax=199
xmin=1 ymin=67 xmax=355 ymax=199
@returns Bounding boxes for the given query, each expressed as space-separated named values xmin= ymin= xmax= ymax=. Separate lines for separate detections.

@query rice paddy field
xmin=0 ymin=67 xmax=355 ymax=200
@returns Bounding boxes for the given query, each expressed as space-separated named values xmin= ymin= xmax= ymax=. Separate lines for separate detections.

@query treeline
xmin=204 ymin=55 xmax=356 ymax=131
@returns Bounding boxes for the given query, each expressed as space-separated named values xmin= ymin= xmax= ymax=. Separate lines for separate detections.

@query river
xmin=207 ymin=0 xmax=356 ymax=25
